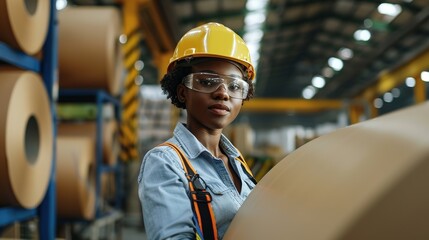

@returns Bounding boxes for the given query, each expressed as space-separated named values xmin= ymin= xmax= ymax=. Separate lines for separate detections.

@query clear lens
xmin=182 ymin=73 xmax=249 ymax=99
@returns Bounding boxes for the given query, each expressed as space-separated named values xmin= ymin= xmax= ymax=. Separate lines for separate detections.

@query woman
xmin=138 ymin=22 xmax=256 ymax=240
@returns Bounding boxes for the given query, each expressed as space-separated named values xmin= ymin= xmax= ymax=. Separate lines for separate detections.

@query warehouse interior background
xmin=0 ymin=0 xmax=428 ymax=239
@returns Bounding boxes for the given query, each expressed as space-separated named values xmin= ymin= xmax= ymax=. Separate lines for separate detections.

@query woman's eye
xmin=198 ymin=79 xmax=214 ymax=86
xmin=198 ymin=78 xmax=222 ymax=87
xmin=229 ymin=82 xmax=242 ymax=92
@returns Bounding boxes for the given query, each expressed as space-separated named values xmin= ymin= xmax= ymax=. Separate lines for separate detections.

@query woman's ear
xmin=177 ymin=84 xmax=186 ymax=103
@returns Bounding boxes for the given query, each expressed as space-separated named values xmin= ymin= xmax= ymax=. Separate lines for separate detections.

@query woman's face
xmin=178 ymin=59 xmax=245 ymax=132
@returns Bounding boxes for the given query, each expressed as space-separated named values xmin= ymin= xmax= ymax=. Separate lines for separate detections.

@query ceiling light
xmin=247 ymin=42 xmax=260 ymax=56
xmin=378 ymin=3 xmax=402 ymax=17
xmin=391 ymin=88 xmax=401 ymax=98
xmin=56 ymin=0 xmax=67 ymax=10
xmin=245 ymin=12 xmax=266 ymax=26
xmin=374 ymin=98 xmax=383 ymax=108
xmin=383 ymin=92 xmax=393 ymax=102
xmin=322 ymin=67 xmax=334 ymax=78
xmin=119 ymin=34 xmax=127 ymax=44
xmin=302 ymin=86 xmax=316 ymax=99
xmin=354 ymin=29 xmax=371 ymax=41
xmin=328 ymin=57 xmax=344 ymax=71
xmin=251 ymin=51 xmax=260 ymax=63
xmin=134 ymin=75 xmax=144 ymax=85
xmin=312 ymin=76 xmax=326 ymax=88
xmin=405 ymin=77 xmax=416 ymax=87
xmin=244 ymin=0 xmax=268 ymax=78
xmin=246 ymin=0 xmax=268 ymax=11
xmin=243 ymin=29 xmax=264 ymax=43
xmin=363 ymin=19 xmax=373 ymax=28
xmin=247 ymin=42 xmax=261 ymax=70
xmin=134 ymin=60 xmax=144 ymax=71
xmin=338 ymin=48 xmax=353 ymax=60
xmin=421 ymin=71 xmax=429 ymax=82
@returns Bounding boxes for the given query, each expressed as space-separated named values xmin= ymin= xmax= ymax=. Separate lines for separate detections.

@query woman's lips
xmin=209 ymin=104 xmax=230 ymax=115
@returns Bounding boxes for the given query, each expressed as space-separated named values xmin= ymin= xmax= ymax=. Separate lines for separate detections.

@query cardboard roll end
xmin=225 ymin=102 xmax=429 ymax=240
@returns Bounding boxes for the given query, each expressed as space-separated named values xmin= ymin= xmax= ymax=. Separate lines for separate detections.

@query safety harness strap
xmin=160 ymin=142 xmax=218 ymax=240
xmin=236 ymin=152 xmax=257 ymax=185
xmin=160 ymin=142 xmax=257 ymax=240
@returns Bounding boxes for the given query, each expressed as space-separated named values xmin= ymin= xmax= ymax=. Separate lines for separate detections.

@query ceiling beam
xmin=242 ymin=98 xmax=344 ymax=113
xmin=317 ymin=5 xmax=429 ymax=99
xmin=116 ymin=0 xmax=175 ymax=80
xmin=358 ymin=46 xmax=429 ymax=101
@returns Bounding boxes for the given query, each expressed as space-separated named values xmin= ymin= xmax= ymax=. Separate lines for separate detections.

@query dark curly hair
xmin=160 ymin=59 xmax=255 ymax=109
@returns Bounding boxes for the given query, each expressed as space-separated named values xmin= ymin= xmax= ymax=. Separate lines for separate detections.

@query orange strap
xmin=160 ymin=142 xmax=257 ymax=239
xmin=235 ymin=149 xmax=257 ymax=182
xmin=160 ymin=142 xmax=218 ymax=240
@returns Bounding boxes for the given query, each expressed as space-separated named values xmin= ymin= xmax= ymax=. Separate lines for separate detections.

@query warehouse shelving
xmin=0 ymin=0 xmax=57 ymax=239
xmin=0 ymin=43 xmax=40 ymax=72
xmin=57 ymin=89 xmax=124 ymax=238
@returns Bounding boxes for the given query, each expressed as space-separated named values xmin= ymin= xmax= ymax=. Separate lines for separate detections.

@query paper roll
xmin=0 ymin=0 xmax=50 ymax=55
xmin=225 ymin=102 xmax=429 ymax=240
xmin=56 ymin=136 xmax=95 ymax=220
xmin=58 ymin=6 xmax=123 ymax=95
xmin=58 ymin=120 xmax=119 ymax=166
xmin=0 ymin=70 xmax=53 ymax=208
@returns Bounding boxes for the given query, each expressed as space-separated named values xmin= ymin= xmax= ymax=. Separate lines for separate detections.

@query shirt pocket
xmin=206 ymin=182 xmax=230 ymax=196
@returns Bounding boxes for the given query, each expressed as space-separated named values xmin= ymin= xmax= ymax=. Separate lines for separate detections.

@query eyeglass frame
xmin=182 ymin=72 xmax=250 ymax=100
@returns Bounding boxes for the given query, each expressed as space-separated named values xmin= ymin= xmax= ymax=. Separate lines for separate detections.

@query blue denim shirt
xmin=138 ymin=122 xmax=255 ymax=240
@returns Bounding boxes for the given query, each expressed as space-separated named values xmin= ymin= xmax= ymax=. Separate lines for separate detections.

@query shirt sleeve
xmin=138 ymin=146 xmax=195 ymax=240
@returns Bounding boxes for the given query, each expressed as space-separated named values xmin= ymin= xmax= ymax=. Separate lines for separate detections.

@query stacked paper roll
xmin=58 ymin=6 xmax=123 ymax=95
xmin=225 ymin=102 xmax=429 ymax=240
xmin=0 ymin=70 xmax=53 ymax=208
xmin=56 ymin=136 xmax=95 ymax=220
xmin=58 ymin=120 xmax=119 ymax=166
xmin=0 ymin=0 xmax=50 ymax=55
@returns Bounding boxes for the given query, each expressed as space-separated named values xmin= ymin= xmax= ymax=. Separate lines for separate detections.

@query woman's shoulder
xmin=144 ymin=141 xmax=178 ymax=159
xmin=142 ymin=140 xmax=187 ymax=167
xmin=138 ymin=141 xmax=186 ymax=183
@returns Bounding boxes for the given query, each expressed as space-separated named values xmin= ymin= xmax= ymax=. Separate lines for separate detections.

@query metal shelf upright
xmin=0 ymin=0 xmax=57 ymax=239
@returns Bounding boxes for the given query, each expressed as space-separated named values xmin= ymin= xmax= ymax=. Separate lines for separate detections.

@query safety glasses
xmin=182 ymin=72 xmax=249 ymax=99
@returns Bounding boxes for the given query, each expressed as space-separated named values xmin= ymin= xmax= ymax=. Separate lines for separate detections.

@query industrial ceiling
xmin=68 ymin=0 xmax=429 ymax=128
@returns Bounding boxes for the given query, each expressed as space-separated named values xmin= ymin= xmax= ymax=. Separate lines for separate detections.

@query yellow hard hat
xmin=168 ymin=22 xmax=255 ymax=80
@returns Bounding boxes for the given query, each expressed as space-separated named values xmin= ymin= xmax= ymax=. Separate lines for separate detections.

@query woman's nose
xmin=212 ymin=83 xmax=229 ymax=100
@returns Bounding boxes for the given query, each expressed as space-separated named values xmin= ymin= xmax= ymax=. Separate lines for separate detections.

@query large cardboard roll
xmin=58 ymin=120 xmax=119 ymax=166
xmin=56 ymin=136 xmax=95 ymax=220
xmin=225 ymin=102 xmax=429 ymax=240
xmin=0 ymin=70 xmax=53 ymax=208
xmin=58 ymin=6 xmax=123 ymax=95
xmin=0 ymin=0 xmax=50 ymax=55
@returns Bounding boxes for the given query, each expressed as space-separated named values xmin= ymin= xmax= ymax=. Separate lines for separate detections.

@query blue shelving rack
xmin=57 ymin=89 xmax=123 ymax=220
xmin=0 ymin=0 xmax=57 ymax=239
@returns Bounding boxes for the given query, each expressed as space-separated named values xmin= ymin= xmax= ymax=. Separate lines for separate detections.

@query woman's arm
xmin=138 ymin=147 xmax=195 ymax=240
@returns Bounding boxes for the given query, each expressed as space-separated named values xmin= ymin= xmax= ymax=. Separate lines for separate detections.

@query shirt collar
xmin=173 ymin=122 xmax=240 ymax=159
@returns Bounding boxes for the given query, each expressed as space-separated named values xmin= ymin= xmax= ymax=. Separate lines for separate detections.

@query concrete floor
xmin=121 ymin=161 xmax=147 ymax=240
xmin=120 ymin=212 xmax=147 ymax=240
xmin=122 ymin=225 xmax=147 ymax=240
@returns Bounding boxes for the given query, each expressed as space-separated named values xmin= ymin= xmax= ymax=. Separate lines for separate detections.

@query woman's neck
xmin=186 ymin=123 xmax=223 ymax=157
